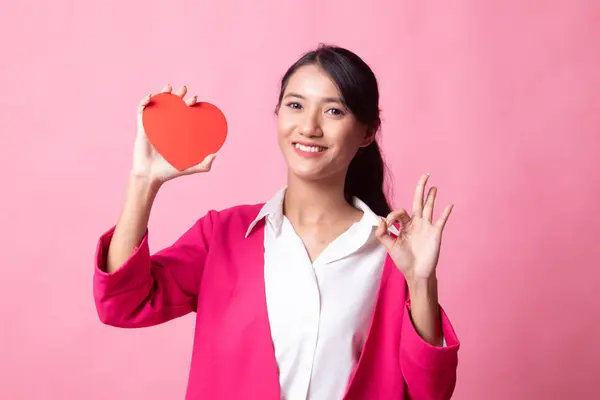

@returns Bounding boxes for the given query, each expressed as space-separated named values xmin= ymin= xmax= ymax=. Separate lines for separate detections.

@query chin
xmin=287 ymin=164 xmax=327 ymax=181
xmin=287 ymin=160 xmax=347 ymax=184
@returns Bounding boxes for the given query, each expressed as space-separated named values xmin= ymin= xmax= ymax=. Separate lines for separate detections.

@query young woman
xmin=94 ymin=45 xmax=460 ymax=400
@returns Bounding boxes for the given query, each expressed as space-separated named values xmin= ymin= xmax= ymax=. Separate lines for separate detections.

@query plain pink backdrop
xmin=1 ymin=1 xmax=599 ymax=399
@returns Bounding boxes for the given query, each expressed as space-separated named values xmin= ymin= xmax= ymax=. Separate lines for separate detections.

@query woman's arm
xmin=407 ymin=277 xmax=443 ymax=347
xmin=399 ymin=297 xmax=459 ymax=400
xmin=93 ymin=199 xmax=215 ymax=328
xmin=105 ymin=173 xmax=161 ymax=273
xmin=94 ymin=86 xmax=217 ymax=328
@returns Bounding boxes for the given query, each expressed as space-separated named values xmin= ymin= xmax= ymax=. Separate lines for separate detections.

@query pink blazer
xmin=93 ymin=204 xmax=460 ymax=399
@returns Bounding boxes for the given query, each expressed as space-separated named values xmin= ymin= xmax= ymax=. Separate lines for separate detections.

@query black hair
xmin=276 ymin=44 xmax=392 ymax=216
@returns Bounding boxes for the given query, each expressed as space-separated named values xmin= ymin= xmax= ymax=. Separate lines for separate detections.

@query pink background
xmin=1 ymin=1 xmax=599 ymax=399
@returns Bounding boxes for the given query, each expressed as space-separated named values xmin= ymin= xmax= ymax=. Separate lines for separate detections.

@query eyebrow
xmin=283 ymin=92 xmax=345 ymax=105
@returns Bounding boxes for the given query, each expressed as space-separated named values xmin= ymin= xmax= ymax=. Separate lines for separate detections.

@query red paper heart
xmin=142 ymin=93 xmax=227 ymax=171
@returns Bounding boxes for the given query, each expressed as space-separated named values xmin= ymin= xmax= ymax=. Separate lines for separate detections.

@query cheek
xmin=332 ymin=126 xmax=364 ymax=157
xmin=277 ymin=113 xmax=294 ymax=138
xmin=336 ymin=145 xmax=361 ymax=168
xmin=276 ymin=116 xmax=294 ymax=153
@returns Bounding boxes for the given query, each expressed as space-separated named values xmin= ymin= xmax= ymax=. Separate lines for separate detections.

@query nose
xmin=298 ymin=112 xmax=323 ymax=138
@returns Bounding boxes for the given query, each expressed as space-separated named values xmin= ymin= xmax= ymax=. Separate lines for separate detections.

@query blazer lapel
xmin=233 ymin=218 xmax=281 ymax=398
xmin=343 ymin=255 xmax=396 ymax=398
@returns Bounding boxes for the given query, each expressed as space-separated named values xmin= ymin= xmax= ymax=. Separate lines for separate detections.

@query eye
xmin=286 ymin=102 xmax=302 ymax=110
xmin=327 ymin=108 xmax=345 ymax=116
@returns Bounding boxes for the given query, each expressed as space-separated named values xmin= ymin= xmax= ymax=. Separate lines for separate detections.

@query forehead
xmin=284 ymin=64 xmax=341 ymax=98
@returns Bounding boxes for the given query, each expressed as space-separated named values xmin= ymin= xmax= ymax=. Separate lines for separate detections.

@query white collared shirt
xmin=245 ymin=188 xmax=394 ymax=400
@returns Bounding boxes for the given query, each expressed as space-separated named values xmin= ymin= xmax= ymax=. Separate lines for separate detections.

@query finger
xmin=137 ymin=93 xmax=152 ymax=127
xmin=423 ymin=186 xmax=437 ymax=222
xmin=185 ymin=95 xmax=198 ymax=107
xmin=137 ymin=93 xmax=152 ymax=112
xmin=180 ymin=154 xmax=216 ymax=176
xmin=412 ymin=173 xmax=430 ymax=217
xmin=200 ymin=153 xmax=217 ymax=169
xmin=375 ymin=218 xmax=396 ymax=251
xmin=160 ymin=84 xmax=172 ymax=94
xmin=173 ymin=85 xmax=188 ymax=98
xmin=435 ymin=204 xmax=454 ymax=230
xmin=385 ymin=208 xmax=411 ymax=228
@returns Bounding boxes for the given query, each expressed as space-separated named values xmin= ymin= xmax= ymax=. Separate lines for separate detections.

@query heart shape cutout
xmin=142 ymin=93 xmax=227 ymax=171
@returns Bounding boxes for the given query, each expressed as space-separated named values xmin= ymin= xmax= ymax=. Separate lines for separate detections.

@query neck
xmin=283 ymin=172 xmax=358 ymax=226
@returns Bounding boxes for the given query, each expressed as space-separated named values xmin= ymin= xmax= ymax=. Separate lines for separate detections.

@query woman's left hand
xmin=375 ymin=174 xmax=453 ymax=286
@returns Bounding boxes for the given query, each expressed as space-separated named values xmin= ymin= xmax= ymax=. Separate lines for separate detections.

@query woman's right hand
xmin=131 ymin=84 xmax=216 ymax=185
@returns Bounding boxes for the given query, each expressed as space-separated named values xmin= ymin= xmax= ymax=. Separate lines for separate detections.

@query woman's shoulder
xmin=195 ymin=202 xmax=265 ymax=234
xmin=215 ymin=202 xmax=265 ymax=221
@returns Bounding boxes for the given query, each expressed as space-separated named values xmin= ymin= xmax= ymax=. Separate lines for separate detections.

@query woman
xmin=94 ymin=45 xmax=460 ymax=399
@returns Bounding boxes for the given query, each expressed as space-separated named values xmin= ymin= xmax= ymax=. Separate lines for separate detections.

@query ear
xmin=359 ymin=126 xmax=376 ymax=148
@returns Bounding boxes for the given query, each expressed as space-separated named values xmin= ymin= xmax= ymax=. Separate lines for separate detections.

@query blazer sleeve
xmin=400 ymin=300 xmax=460 ymax=400
xmin=93 ymin=210 xmax=216 ymax=328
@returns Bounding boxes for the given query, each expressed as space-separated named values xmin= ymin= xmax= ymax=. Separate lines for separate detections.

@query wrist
xmin=127 ymin=172 xmax=162 ymax=201
xmin=407 ymin=275 xmax=438 ymax=299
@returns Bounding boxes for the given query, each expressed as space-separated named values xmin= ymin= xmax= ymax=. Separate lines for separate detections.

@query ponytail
xmin=345 ymin=140 xmax=392 ymax=217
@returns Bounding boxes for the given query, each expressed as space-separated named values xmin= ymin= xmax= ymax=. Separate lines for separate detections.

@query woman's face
xmin=277 ymin=64 xmax=373 ymax=183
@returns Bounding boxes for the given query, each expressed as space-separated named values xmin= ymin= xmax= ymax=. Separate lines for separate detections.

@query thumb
xmin=180 ymin=153 xmax=216 ymax=176
xmin=375 ymin=217 xmax=395 ymax=251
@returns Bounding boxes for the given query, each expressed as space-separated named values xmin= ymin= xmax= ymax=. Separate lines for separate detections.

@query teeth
xmin=295 ymin=143 xmax=326 ymax=152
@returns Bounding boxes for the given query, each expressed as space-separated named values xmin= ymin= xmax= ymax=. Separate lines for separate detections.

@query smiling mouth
xmin=293 ymin=143 xmax=328 ymax=153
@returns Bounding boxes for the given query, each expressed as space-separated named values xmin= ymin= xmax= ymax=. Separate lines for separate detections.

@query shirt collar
xmin=244 ymin=187 xmax=397 ymax=238
xmin=245 ymin=187 xmax=287 ymax=238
